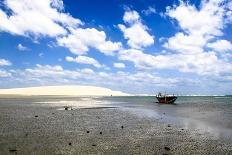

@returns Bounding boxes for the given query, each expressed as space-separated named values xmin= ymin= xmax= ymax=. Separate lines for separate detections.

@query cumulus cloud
xmin=118 ymin=49 xmax=232 ymax=76
xmin=163 ymin=33 xmax=205 ymax=54
xmin=166 ymin=0 xmax=226 ymax=37
xmin=118 ymin=10 xmax=154 ymax=49
xmin=119 ymin=49 xmax=156 ymax=69
xmin=163 ymin=0 xmax=228 ymax=54
xmin=17 ymin=44 xmax=29 ymax=51
xmin=0 ymin=0 xmax=122 ymax=56
xmin=163 ymin=0 xmax=232 ymax=54
xmin=123 ymin=10 xmax=140 ymax=24
xmin=57 ymin=28 xmax=122 ymax=55
xmin=0 ymin=59 xmax=12 ymax=66
xmin=207 ymin=40 xmax=232 ymax=52
xmin=0 ymin=0 xmax=82 ymax=37
xmin=113 ymin=62 xmax=125 ymax=68
xmin=157 ymin=0 xmax=232 ymax=76
xmin=65 ymin=56 xmax=102 ymax=68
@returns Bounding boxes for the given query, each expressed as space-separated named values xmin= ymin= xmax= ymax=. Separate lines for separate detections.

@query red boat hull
xmin=156 ymin=96 xmax=177 ymax=104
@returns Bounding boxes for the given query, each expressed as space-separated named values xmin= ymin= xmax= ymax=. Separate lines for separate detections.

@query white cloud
xmin=123 ymin=10 xmax=140 ymax=24
xmin=118 ymin=10 xmax=154 ymax=49
xmin=22 ymin=64 xmax=94 ymax=80
xmin=1 ymin=64 xmax=231 ymax=94
xmin=0 ymin=0 xmax=122 ymax=57
xmin=2 ymin=64 xmax=183 ymax=93
xmin=0 ymin=59 xmax=12 ymax=66
xmin=207 ymin=40 xmax=232 ymax=52
xmin=119 ymin=49 xmax=156 ymax=69
xmin=166 ymin=0 xmax=226 ymax=37
xmin=57 ymin=28 xmax=122 ymax=55
xmin=98 ymin=72 xmax=108 ymax=77
xmin=65 ymin=56 xmax=102 ymax=68
xmin=0 ymin=70 xmax=12 ymax=77
xmin=81 ymin=68 xmax=94 ymax=74
xmin=156 ymin=0 xmax=232 ymax=76
xmin=65 ymin=56 xmax=74 ymax=62
xmin=163 ymin=33 xmax=205 ymax=54
xmin=17 ymin=44 xmax=29 ymax=51
xmin=39 ymin=53 xmax=44 ymax=58
xmin=164 ymin=0 xmax=229 ymax=55
xmin=118 ymin=49 xmax=232 ymax=76
xmin=225 ymin=1 xmax=232 ymax=23
xmin=113 ymin=63 xmax=125 ymax=68
xmin=0 ymin=0 xmax=82 ymax=37
xmin=142 ymin=7 xmax=156 ymax=16
xmin=118 ymin=49 xmax=177 ymax=70
xmin=25 ymin=64 xmax=64 ymax=77
xmin=50 ymin=0 xmax=64 ymax=11
xmin=163 ymin=0 xmax=232 ymax=57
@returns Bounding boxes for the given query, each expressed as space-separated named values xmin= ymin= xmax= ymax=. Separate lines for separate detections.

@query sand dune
xmin=0 ymin=85 xmax=130 ymax=96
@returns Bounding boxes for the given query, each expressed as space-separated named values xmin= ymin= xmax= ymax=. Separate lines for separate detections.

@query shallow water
xmin=96 ymin=96 xmax=232 ymax=140
xmin=1 ymin=95 xmax=232 ymax=140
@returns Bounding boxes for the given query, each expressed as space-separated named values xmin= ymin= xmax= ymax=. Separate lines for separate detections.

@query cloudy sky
xmin=0 ymin=0 xmax=232 ymax=95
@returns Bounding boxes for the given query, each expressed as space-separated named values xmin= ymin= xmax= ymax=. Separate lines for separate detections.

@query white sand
xmin=0 ymin=85 xmax=130 ymax=96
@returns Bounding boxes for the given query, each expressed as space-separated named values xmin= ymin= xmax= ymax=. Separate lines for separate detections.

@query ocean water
xmin=0 ymin=95 xmax=232 ymax=140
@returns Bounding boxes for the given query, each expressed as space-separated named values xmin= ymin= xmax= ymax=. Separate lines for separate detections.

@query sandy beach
xmin=0 ymin=96 xmax=231 ymax=155
xmin=0 ymin=86 xmax=130 ymax=96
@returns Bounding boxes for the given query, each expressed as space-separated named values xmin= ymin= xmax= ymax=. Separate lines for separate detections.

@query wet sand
xmin=0 ymin=96 xmax=232 ymax=154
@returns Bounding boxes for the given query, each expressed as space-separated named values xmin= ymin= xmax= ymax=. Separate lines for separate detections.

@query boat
xmin=156 ymin=92 xmax=177 ymax=104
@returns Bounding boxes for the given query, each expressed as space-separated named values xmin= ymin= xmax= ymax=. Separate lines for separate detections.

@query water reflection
xmin=122 ymin=102 xmax=232 ymax=141
xmin=34 ymin=97 xmax=120 ymax=109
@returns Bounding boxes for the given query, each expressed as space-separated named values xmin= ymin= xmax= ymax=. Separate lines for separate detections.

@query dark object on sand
xmin=69 ymin=142 xmax=72 ymax=146
xmin=64 ymin=106 xmax=73 ymax=110
xmin=168 ymin=124 xmax=171 ymax=127
xmin=86 ymin=131 xmax=90 ymax=133
xmin=35 ymin=115 xmax=38 ymax=117
xmin=92 ymin=144 xmax=96 ymax=146
xmin=9 ymin=149 xmax=17 ymax=152
xmin=156 ymin=93 xmax=177 ymax=104
xmin=100 ymin=132 xmax=102 ymax=134
xmin=121 ymin=125 xmax=124 ymax=129
xmin=164 ymin=146 xmax=171 ymax=151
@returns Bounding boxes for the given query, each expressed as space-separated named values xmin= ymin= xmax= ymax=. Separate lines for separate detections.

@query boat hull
xmin=156 ymin=96 xmax=177 ymax=104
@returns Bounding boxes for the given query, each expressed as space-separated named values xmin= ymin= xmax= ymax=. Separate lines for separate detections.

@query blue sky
xmin=0 ymin=0 xmax=232 ymax=95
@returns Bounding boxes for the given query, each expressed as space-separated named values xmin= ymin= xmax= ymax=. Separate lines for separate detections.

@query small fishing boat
xmin=156 ymin=92 xmax=177 ymax=104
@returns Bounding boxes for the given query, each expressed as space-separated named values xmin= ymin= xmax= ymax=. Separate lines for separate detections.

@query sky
xmin=0 ymin=0 xmax=232 ymax=95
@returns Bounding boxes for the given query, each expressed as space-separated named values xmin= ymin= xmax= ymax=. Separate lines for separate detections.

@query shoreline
xmin=0 ymin=96 xmax=231 ymax=154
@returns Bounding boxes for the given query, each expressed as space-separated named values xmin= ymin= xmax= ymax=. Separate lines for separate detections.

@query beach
xmin=0 ymin=96 xmax=232 ymax=154
xmin=0 ymin=0 xmax=232 ymax=154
